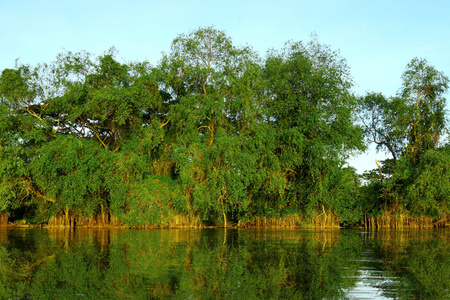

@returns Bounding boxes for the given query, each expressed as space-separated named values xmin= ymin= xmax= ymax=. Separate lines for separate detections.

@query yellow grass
xmin=0 ymin=212 xmax=8 ymax=226
xmin=363 ymin=211 xmax=448 ymax=229
xmin=239 ymin=212 xmax=341 ymax=229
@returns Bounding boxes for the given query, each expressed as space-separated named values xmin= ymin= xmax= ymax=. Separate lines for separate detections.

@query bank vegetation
xmin=1 ymin=27 xmax=449 ymax=229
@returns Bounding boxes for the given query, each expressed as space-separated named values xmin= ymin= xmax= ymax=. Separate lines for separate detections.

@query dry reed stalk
xmin=370 ymin=212 xmax=438 ymax=229
xmin=0 ymin=212 xmax=8 ymax=226
xmin=241 ymin=213 xmax=340 ymax=229
xmin=166 ymin=214 xmax=202 ymax=228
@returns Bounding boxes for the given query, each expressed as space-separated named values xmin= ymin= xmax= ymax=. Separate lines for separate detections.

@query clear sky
xmin=1 ymin=0 xmax=449 ymax=174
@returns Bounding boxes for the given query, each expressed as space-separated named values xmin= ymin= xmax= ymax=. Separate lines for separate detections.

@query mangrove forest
xmin=0 ymin=27 xmax=449 ymax=228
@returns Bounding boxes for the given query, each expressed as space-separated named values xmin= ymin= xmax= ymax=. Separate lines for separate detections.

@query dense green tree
xmin=358 ymin=93 xmax=407 ymax=163
xmin=0 ymin=65 xmax=52 ymax=214
xmin=38 ymin=50 xmax=174 ymax=225
xmin=359 ymin=58 xmax=449 ymax=224
xmin=401 ymin=58 xmax=449 ymax=163
xmin=263 ymin=38 xmax=365 ymax=221
xmin=30 ymin=136 xmax=112 ymax=223
xmin=156 ymin=27 xmax=280 ymax=226
xmin=0 ymin=51 xmax=174 ymax=226
xmin=360 ymin=58 xmax=448 ymax=165
xmin=44 ymin=50 xmax=163 ymax=151
xmin=2 ymin=28 xmax=447 ymax=227
xmin=383 ymin=146 xmax=450 ymax=218
xmin=386 ymin=59 xmax=448 ymax=214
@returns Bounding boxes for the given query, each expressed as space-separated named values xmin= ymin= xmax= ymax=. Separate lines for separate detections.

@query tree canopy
xmin=0 ymin=27 xmax=448 ymax=228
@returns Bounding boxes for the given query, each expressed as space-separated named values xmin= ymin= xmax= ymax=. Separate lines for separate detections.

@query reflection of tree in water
xmin=362 ymin=230 xmax=450 ymax=299
xmin=0 ymin=229 xmax=448 ymax=299
xmin=0 ymin=229 xmax=363 ymax=299
xmin=174 ymin=229 xmax=363 ymax=299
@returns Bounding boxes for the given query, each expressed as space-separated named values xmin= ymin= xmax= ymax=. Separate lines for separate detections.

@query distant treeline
xmin=0 ymin=27 xmax=448 ymax=228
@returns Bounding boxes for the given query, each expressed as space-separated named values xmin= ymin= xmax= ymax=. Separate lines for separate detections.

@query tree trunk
xmin=222 ymin=205 xmax=227 ymax=228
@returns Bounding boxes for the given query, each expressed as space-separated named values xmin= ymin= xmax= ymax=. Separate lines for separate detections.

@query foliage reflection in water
xmin=0 ymin=228 xmax=448 ymax=299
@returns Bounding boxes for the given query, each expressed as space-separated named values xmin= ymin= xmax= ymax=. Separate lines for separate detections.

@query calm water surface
xmin=0 ymin=228 xmax=448 ymax=299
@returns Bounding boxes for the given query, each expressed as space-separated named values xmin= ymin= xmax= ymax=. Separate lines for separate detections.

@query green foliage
xmin=359 ymin=181 xmax=384 ymax=218
xmin=1 ymin=27 xmax=447 ymax=227
xmin=157 ymin=26 xmax=278 ymax=224
xmin=30 ymin=135 xmax=111 ymax=219
xmin=358 ymin=92 xmax=407 ymax=162
xmin=359 ymin=58 xmax=449 ymax=222
xmin=0 ymin=65 xmax=52 ymax=214
xmin=360 ymin=58 xmax=449 ymax=167
xmin=400 ymin=58 xmax=449 ymax=164
xmin=44 ymin=51 xmax=162 ymax=151
xmin=384 ymin=147 xmax=450 ymax=217
xmin=263 ymin=38 xmax=365 ymax=220
xmin=112 ymin=176 xmax=184 ymax=226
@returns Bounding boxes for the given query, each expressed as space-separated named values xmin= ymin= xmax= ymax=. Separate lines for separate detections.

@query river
xmin=0 ymin=227 xmax=448 ymax=299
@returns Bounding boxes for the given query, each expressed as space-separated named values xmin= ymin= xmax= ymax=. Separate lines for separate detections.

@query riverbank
xmin=2 ymin=214 xmax=448 ymax=229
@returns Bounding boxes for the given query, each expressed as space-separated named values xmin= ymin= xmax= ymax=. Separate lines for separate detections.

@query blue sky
xmin=1 ymin=0 xmax=449 ymax=174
